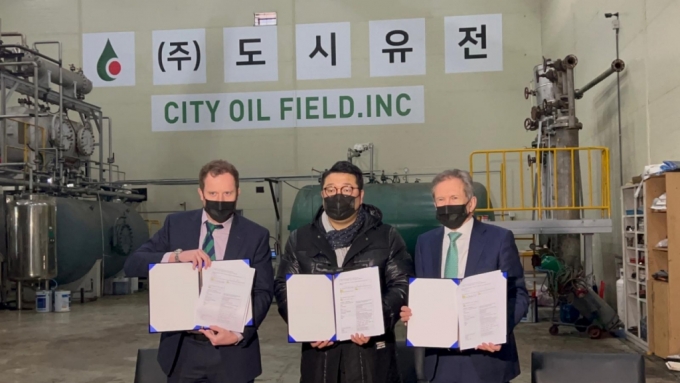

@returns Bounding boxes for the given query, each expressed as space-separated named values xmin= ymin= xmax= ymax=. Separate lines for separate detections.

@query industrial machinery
xmin=523 ymin=55 xmax=625 ymax=269
xmin=518 ymin=53 xmax=626 ymax=336
xmin=0 ymin=24 xmax=148 ymax=309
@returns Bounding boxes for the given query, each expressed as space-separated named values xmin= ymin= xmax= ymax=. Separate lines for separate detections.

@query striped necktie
xmin=444 ymin=232 xmax=462 ymax=278
xmin=202 ymin=222 xmax=223 ymax=261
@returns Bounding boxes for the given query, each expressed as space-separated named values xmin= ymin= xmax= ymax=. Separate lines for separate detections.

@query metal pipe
xmin=575 ymin=59 xmax=625 ymax=99
xmin=615 ymin=28 xmax=623 ymax=187
xmin=16 ymin=281 xmax=22 ymax=310
xmin=566 ymin=67 xmax=576 ymax=130
xmin=369 ymin=143 xmax=374 ymax=181
xmin=102 ymin=117 xmax=113 ymax=184
xmin=0 ymin=44 xmax=61 ymax=65
xmin=0 ymin=177 xmax=146 ymax=200
xmin=98 ymin=112 xmax=103 ymax=182
xmin=108 ymin=172 xmax=446 ymax=186
xmin=0 ymin=114 xmax=51 ymax=118
xmin=0 ymin=32 xmax=27 ymax=46
xmin=1 ymin=72 xmax=5 ymax=164
xmin=0 ymin=162 xmax=27 ymax=167
xmin=30 ymin=62 xmax=38 ymax=192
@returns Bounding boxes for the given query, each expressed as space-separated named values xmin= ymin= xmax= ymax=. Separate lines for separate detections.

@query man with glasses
xmin=274 ymin=160 xmax=414 ymax=383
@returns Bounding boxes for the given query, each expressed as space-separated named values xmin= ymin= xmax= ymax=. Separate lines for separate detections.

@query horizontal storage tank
xmin=54 ymin=198 xmax=150 ymax=285
xmin=288 ymin=182 xmax=493 ymax=257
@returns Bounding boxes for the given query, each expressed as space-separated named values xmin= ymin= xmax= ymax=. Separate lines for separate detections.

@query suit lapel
xmin=224 ymin=214 xmax=243 ymax=260
xmin=432 ymin=227 xmax=445 ymax=278
xmin=184 ymin=210 xmax=203 ymax=250
xmin=464 ymin=219 xmax=486 ymax=277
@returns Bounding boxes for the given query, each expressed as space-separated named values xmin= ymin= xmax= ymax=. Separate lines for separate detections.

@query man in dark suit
xmin=400 ymin=169 xmax=529 ymax=383
xmin=124 ymin=160 xmax=273 ymax=383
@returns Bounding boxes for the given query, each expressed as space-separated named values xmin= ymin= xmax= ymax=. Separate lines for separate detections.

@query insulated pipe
xmin=575 ymin=59 xmax=625 ymax=99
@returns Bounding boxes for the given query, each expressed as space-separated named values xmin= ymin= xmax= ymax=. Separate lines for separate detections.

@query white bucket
xmin=35 ymin=290 xmax=52 ymax=313
xmin=53 ymin=290 xmax=71 ymax=312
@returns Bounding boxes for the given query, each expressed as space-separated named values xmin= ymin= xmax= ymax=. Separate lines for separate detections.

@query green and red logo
xmin=96 ymin=39 xmax=122 ymax=82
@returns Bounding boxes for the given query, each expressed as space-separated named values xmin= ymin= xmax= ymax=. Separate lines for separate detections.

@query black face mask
xmin=324 ymin=194 xmax=357 ymax=221
xmin=204 ymin=199 xmax=236 ymax=223
xmin=436 ymin=204 xmax=470 ymax=230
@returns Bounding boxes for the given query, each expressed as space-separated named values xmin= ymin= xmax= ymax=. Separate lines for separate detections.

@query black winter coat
xmin=275 ymin=204 xmax=414 ymax=383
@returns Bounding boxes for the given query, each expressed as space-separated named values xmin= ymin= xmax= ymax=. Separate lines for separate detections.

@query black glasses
xmin=323 ymin=186 xmax=357 ymax=196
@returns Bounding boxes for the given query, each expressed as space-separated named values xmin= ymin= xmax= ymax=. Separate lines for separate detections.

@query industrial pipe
xmin=108 ymin=172 xmax=446 ymax=186
xmin=102 ymin=116 xmax=114 ymax=184
xmin=1 ymin=72 xmax=5 ymax=164
xmin=0 ymin=32 xmax=27 ymax=47
xmin=575 ymin=59 xmax=625 ymax=99
xmin=0 ymin=177 xmax=146 ymax=200
xmin=0 ymin=44 xmax=61 ymax=65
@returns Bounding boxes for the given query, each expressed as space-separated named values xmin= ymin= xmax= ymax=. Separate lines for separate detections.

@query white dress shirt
xmin=440 ymin=217 xmax=474 ymax=278
xmin=159 ymin=211 xmax=240 ymax=340
xmin=161 ymin=210 xmax=233 ymax=262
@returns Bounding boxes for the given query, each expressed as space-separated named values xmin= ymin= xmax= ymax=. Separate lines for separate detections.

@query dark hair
xmin=321 ymin=161 xmax=364 ymax=190
xmin=199 ymin=160 xmax=240 ymax=190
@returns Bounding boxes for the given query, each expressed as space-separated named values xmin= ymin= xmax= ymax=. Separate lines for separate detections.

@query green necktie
xmin=202 ymin=222 xmax=223 ymax=261
xmin=444 ymin=232 xmax=462 ymax=278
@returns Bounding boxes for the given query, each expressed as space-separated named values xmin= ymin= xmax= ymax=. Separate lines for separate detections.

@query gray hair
xmin=431 ymin=169 xmax=475 ymax=200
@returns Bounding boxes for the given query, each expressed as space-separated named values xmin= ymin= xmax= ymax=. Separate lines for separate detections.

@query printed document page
xmin=333 ymin=267 xmax=385 ymax=341
xmin=406 ymin=278 xmax=459 ymax=348
xmin=286 ymin=274 xmax=336 ymax=342
xmin=458 ymin=270 xmax=507 ymax=350
xmin=149 ymin=263 xmax=199 ymax=332
xmin=195 ymin=260 xmax=255 ymax=333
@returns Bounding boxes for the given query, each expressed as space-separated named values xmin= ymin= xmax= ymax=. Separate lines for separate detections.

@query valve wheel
xmin=524 ymin=118 xmax=535 ymax=131
xmin=524 ymin=87 xmax=532 ymax=100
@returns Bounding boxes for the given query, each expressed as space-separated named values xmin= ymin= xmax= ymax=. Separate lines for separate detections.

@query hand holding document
xmin=195 ymin=261 xmax=255 ymax=333
xmin=406 ymin=270 xmax=507 ymax=351
xmin=286 ymin=267 xmax=385 ymax=343
xmin=457 ymin=270 xmax=507 ymax=350
xmin=148 ymin=260 xmax=254 ymax=333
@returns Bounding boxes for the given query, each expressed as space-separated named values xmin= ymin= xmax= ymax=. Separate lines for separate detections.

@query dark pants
xmin=430 ymin=354 xmax=511 ymax=383
xmin=167 ymin=337 xmax=254 ymax=383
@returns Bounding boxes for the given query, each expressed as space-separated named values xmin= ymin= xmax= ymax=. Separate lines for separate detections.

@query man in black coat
xmin=274 ymin=161 xmax=414 ymax=383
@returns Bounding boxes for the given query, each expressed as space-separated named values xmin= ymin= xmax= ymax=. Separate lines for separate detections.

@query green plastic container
xmin=288 ymin=182 xmax=493 ymax=257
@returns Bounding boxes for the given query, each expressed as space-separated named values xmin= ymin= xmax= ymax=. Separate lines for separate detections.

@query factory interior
xmin=1 ymin=0 xmax=680 ymax=382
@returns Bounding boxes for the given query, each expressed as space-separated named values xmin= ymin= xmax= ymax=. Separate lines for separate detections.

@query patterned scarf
xmin=325 ymin=207 xmax=366 ymax=250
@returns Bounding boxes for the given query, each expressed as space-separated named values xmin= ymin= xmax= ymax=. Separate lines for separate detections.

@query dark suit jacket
xmin=414 ymin=219 xmax=529 ymax=383
xmin=123 ymin=210 xmax=274 ymax=383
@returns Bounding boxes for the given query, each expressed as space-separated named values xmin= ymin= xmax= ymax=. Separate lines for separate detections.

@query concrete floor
xmin=0 ymin=293 xmax=678 ymax=383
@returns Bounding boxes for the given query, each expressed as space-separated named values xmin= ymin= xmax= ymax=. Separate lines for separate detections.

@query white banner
xmin=369 ymin=18 xmax=426 ymax=77
xmin=82 ymin=32 xmax=136 ymax=87
xmin=445 ymin=14 xmax=503 ymax=74
xmin=151 ymin=86 xmax=424 ymax=132
xmin=153 ymin=28 xmax=207 ymax=85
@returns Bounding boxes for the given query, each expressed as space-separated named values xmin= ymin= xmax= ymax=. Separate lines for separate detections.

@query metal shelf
xmin=621 ymin=182 xmax=649 ymax=349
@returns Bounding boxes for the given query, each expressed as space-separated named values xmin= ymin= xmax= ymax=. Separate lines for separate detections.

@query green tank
xmin=288 ymin=182 xmax=493 ymax=256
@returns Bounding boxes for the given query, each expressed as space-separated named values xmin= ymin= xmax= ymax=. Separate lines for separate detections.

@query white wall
xmin=0 ymin=0 xmax=544 ymax=242
xmin=541 ymin=0 xmax=680 ymax=303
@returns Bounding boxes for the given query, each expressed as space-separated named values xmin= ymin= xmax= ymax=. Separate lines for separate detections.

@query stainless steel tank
xmin=6 ymin=194 xmax=58 ymax=281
